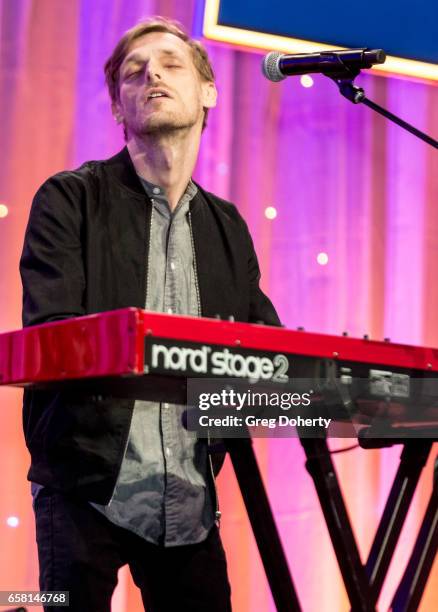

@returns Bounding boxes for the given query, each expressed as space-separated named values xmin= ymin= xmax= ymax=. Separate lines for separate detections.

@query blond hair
xmin=104 ymin=17 xmax=215 ymax=132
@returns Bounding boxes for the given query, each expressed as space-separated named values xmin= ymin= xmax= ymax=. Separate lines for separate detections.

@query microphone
xmin=262 ymin=48 xmax=386 ymax=82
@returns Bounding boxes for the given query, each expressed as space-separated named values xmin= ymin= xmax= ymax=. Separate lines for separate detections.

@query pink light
xmin=265 ymin=206 xmax=277 ymax=220
xmin=300 ymin=75 xmax=314 ymax=88
xmin=317 ymin=252 xmax=329 ymax=265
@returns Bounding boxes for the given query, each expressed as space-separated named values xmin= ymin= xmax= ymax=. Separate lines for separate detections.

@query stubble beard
xmin=142 ymin=116 xmax=194 ymax=136
xmin=131 ymin=104 xmax=198 ymax=136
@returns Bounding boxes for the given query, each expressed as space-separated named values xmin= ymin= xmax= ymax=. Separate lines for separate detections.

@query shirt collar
xmin=138 ymin=176 xmax=198 ymax=213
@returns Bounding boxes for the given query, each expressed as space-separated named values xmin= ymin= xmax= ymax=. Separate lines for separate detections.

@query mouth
xmin=145 ymin=89 xmax=171 ymax=102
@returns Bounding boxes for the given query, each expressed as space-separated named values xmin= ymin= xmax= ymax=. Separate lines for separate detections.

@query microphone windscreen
xmin=262 ymin=51 xmax=286 ymax=82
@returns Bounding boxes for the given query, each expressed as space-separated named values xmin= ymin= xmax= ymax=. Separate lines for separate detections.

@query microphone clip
xmin=329 ymin=75 xmax=365 ymax=104
xmin=319 ymin=55 xmax=366 ymax=104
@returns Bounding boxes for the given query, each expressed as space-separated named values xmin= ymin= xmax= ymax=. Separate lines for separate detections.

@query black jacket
xmin=20 ymin=147 xmax=280 ymax=503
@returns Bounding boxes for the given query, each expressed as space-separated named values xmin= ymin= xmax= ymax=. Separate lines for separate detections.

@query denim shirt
xmin=89 ymin=178 xmax=216 ymax=546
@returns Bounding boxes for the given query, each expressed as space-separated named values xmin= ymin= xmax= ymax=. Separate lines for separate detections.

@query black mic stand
xmin=324 ymin=61 xmax=438 ymax=149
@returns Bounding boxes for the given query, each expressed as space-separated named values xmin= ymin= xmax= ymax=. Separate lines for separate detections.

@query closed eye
xmin=126 ymin=70 xmax=142 ymax=79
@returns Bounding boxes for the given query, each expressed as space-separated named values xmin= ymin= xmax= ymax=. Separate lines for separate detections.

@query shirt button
xmin=170 ymin=261 xmax=176 ymax=271
xmin=165 ymin=447 xmax=172 ymax=457
xmin=167 ymin=307 xmax=173 ymax=314
xmin=153 ymin=186 xmax=160 ymax=195
xmin=163 ymin=403 xmax=169 ymax=409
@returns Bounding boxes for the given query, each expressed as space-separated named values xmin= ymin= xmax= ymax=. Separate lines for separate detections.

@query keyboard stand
xmin=299 ymin=432 xmax=435 ymax=611
xmin=225 ymin=435 xmax=302 ymax=611
xmin=299 ymin=435 xmax=375 ymax=611
xmin=364 ymin=440 xmax=433 ymax=608
xmin=390 ymin=465 xmax=437 ymax=611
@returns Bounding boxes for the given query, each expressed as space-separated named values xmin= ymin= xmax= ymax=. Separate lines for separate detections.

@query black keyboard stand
xmin=298 ymin=431 xmax=435 ymax=612
xmin=299 ymin=434 xmax=375 ymax=611
xmin=224 ymin=435 xmax=302 ymax=611
xmin=364 ymin=440 xmax=433 ymax=608
xmin=225 ymin=429 xmax=435 ymax=612
xmin=390 ymin=455 xmax=437 ymax=611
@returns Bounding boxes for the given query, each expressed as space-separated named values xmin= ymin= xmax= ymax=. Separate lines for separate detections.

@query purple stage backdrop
xmin=0 ymin=1 xmax=437 ymax=611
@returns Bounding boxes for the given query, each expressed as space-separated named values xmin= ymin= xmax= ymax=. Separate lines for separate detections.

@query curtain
xmin=0 ymin=1 xmax=436 ymax=610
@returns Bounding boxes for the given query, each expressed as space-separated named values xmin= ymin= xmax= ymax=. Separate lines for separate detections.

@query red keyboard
xmin=0 ymin=308 xmax=437 ymax=432
xmin=1 ymin=307 xmax=438 ymax=385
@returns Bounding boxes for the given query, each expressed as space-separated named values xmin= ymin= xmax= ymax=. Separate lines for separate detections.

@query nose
xmin=145 ymin=58 xmax=161 ymax=83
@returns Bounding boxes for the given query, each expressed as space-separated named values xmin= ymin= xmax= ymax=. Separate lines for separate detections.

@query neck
xmin=127 ymin=126 xmax=201 ymax=210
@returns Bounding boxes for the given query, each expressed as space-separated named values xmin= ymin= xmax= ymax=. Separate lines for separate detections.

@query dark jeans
xmin=34 ymin=488 xmax=232 ymax=612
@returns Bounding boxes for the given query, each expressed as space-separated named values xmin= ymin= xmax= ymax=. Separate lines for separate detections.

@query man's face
xmin=114 ymin=32 xmax=217 ymax=138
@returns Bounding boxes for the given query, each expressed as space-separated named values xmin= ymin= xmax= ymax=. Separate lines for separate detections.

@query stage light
xmin=265 ymin=206 xmax=277 ymax=220
xmin=6 ymin=516 xmax=19 ymax=527
xmin=317 ymin=252 xmax=329 ymax=265
xmin=300 ymin=75 xmax=314 ymax=88
xmin=0 ymin=204 xmax=8 ymax=218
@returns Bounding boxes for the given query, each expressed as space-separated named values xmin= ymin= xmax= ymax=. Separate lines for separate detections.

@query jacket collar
xmin=104 ymin=146 xmax=204 ymax=213
xmin=104 ymin=147 xmax=146 ymax=197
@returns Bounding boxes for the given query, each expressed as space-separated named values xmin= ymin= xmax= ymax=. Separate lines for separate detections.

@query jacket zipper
xmin=105 ymin=202 xmax=155 ymax=507
xmin=145 ymin=204 xmax=154 ymax=306
xmin=188 ymin=210 xmax=221 ymax=526
xmin=187 ymin=210 xmax=201 ymax=316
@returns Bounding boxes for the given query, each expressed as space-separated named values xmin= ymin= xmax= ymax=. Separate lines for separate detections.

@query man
xmin=20 ymin=17 xmax=280 ymax=612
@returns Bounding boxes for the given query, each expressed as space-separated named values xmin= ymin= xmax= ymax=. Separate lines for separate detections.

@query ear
xmin=111 ymin=101 xmax=123 ymax=124
xmin=201 ymin=81 xmax=217 ymax=109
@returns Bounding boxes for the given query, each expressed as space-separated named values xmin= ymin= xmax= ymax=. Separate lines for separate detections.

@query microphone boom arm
xmin=326 ymin=61 xmax=438 ymax=149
